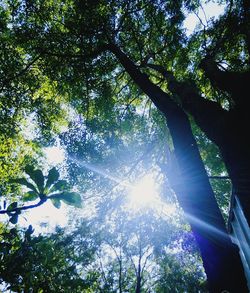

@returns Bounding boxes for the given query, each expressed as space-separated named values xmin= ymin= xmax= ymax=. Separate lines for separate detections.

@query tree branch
xmin=108 ymin=44 xmax=178 ymax=117
xmin=0 ymin=198 xmax=47 ymax=215
xmin=0 ymin=54 xmax=41 ymax=89
xmin=39 ymin=44 xmax=110 ymax=61
xmin=199 ymin=57 xmax=250 ymax=103
xmin=146 ymin=63 xmax=228 ymax=145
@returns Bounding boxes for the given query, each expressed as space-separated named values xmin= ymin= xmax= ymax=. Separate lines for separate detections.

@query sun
xmin=127 ymin=174 xmax=159 ymax=209
xmin=126 ymin=173 xmax=177 ymax=216
xmin=44 ymin=146 xmax=65 ymax=165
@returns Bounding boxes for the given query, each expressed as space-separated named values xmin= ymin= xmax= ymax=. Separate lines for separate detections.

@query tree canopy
xmin=1 ymin=0 xmax=250 ymax=292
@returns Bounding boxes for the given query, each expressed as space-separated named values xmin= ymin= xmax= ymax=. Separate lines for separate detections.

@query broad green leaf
xmin=32 ymin=170 xmax=45 ymax=192
xmin=50 ymin=180 xmax=69 ymax=192
xmin=25 ymin=225 xmax=34 ymax=237
xmin=45 ymin=167 xmax=59 ymax=190
xmin=24 ymin=164 xmax=35 ymax=175
xmin=23 ymin=191 xmax=39 ymax=202
xmin=50 ymin=198 xmax=61 ymax=209
xmin=9 ymin=178 xmax=38 ymax=193
xmin=7 ymin=202 xmax=18 ymax=211
xmin=60 ymin=192 xmax=82 ymax=208
xmin=50 ymin=192 xmax=82 ymax=208
xmin=25 ymin=166 xmax=45 ymax=192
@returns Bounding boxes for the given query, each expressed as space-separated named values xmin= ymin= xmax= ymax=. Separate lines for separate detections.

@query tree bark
xmin=146 ymin=63 xmax=228 ymax=146
xmin=199 ymin=57 xmax=250 ymax=103
xmin=199 ymin=57 xmax=250 ymax=211
xmin=135 ymin=264 xmax=142 ymax=293
xmin=136 ymin=238 xmax=142 ymax=293
xmin=109 ymin=44 xmax=248 ymax=292
xmin=150 ymin=62 xmax=250 ymax=227
xmin=216 ymin=109 xmax=250 ymax=226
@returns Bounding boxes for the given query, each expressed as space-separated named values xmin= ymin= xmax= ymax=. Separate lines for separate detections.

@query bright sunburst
xmin=127 ymin=174 xmax=159 ymax=209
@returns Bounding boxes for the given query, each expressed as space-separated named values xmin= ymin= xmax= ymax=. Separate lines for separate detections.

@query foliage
xmin=1 ymin=0 xmax=248 ymax=291
xmin=0 ymin=134 xmax=38 ymax=196
xmin=0 ymin=166 xmax=81 ymax=224
xmin=70 ymin=188 xmax=207 ymax=292
xmin=0 ymin=224 xmax=95 ymax=292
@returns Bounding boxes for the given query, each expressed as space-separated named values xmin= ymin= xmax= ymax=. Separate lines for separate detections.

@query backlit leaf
xmin=9 ymin=214 xmax=18 ymax=224
xmin=9 ymin=178 xmax=38 ymax=193
xmin=45 ymin=167 xmax=59 ymax=190
xmin=25 ymin=166 xmax=45 ymax=192
xmin=7 ymin=202 xmax=18 ymax=211
xmin=51 ymin=198 xmax=61 ymax=209
xmin=50 ymin=180 xmax=69 ymax=192
xmin=23 ymin=191 xmax=39 ymax=202
xmin=50 ymin=192 xmax=82 ymax=208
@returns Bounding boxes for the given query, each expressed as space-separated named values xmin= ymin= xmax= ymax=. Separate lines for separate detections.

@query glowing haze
xmin=128 ymin=174 xmax=159 ymax=208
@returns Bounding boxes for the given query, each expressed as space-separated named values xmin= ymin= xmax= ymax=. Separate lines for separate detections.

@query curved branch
xmin=108 ymin=44 xmax=178 ymax=116
xmin=209 ymin=176 xmax=230 ymax=180
xmin=38 ymin=44 xmax=110 ymax=61
xmin=0 ymin=198 xmax=47 ymax=215
xmin=0 ymin=54 xmax=42 ymax=90
xmin=146 ymin=63 xmax=228 ymax=145
xmin=199 ymin=57 xmax=250 ymax=103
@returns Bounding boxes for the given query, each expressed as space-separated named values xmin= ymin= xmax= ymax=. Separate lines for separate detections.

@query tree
xmin=166 ymin=0 xmax=250 ymax=222
xmin=0 ymin=223 xmax=98 ymax=292
xmin=1 ymin=0 xmax=249 ymax=291
xmin=73 ymin=191 xmax=207 ymax=292
xmin=106 ymin=43 xmax=246 ymax=292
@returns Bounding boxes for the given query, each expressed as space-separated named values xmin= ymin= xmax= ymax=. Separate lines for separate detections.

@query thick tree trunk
xmin=156 ymin=62 xmax=250 ymax=226
xmin=194 ymin=58 xmax=250 ymax=225
xmin=163 ymin=106 xmax=248 ymax=293
xmin=199 ymin=57 xmax=250 ymax=101
xmin=217 ymin=110 xmax=250 ymax=226
xmin=136 ymin=234 xmax=142 ymax=293
xmin=109 ymin=44 xmax=248 ymax=292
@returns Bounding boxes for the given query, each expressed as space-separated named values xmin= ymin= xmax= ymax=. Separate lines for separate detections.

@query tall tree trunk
xmin=136 ymin=239 xmax=142 ymax=293
xmin=217 ymin=110 xmax=250 ymax=225
xmin=109 ymin=44 xmax=248 ymax=292
xmin=152 ymin=62 xmax=250 ymax=226
xmin=163 ymin=106 xmax=248 ymax=293
xmin=119 ymin=258 xmax=122 ymax=293
xmin=135 ymin=270 xmax=141 ymax=293
xmin=182 ymin=58 xmax=250 ymax=225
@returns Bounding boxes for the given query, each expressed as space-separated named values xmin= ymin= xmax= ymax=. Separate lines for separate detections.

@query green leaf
xmin=9 ymin=214 xmax=18 ymax=224
xmin=9 ymin=178 xmax=38 ymax=193
xmin=50 ymin=180 xmax=69 ymax=193
xmin=45 ymin=167 xmax=59 ymax=190
xmin=61 ymin=192 xmax=82 ymax=208
xmin=24 ymin=164 xmax=34 ymax=174
xmin=23 ymin=190 xmax=39 ymax=202
xmin=25 ymin=166 xmax=45 ymax=192
xmin=32 ymin=170 xmax=45 ymax=192
xmin=7 ymin=202 xmax=18 ymax=211
xmin=50 ymin=192 xmax=82 ymax=208
xmin=50 ymin=198 xmax=61 ymax=209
